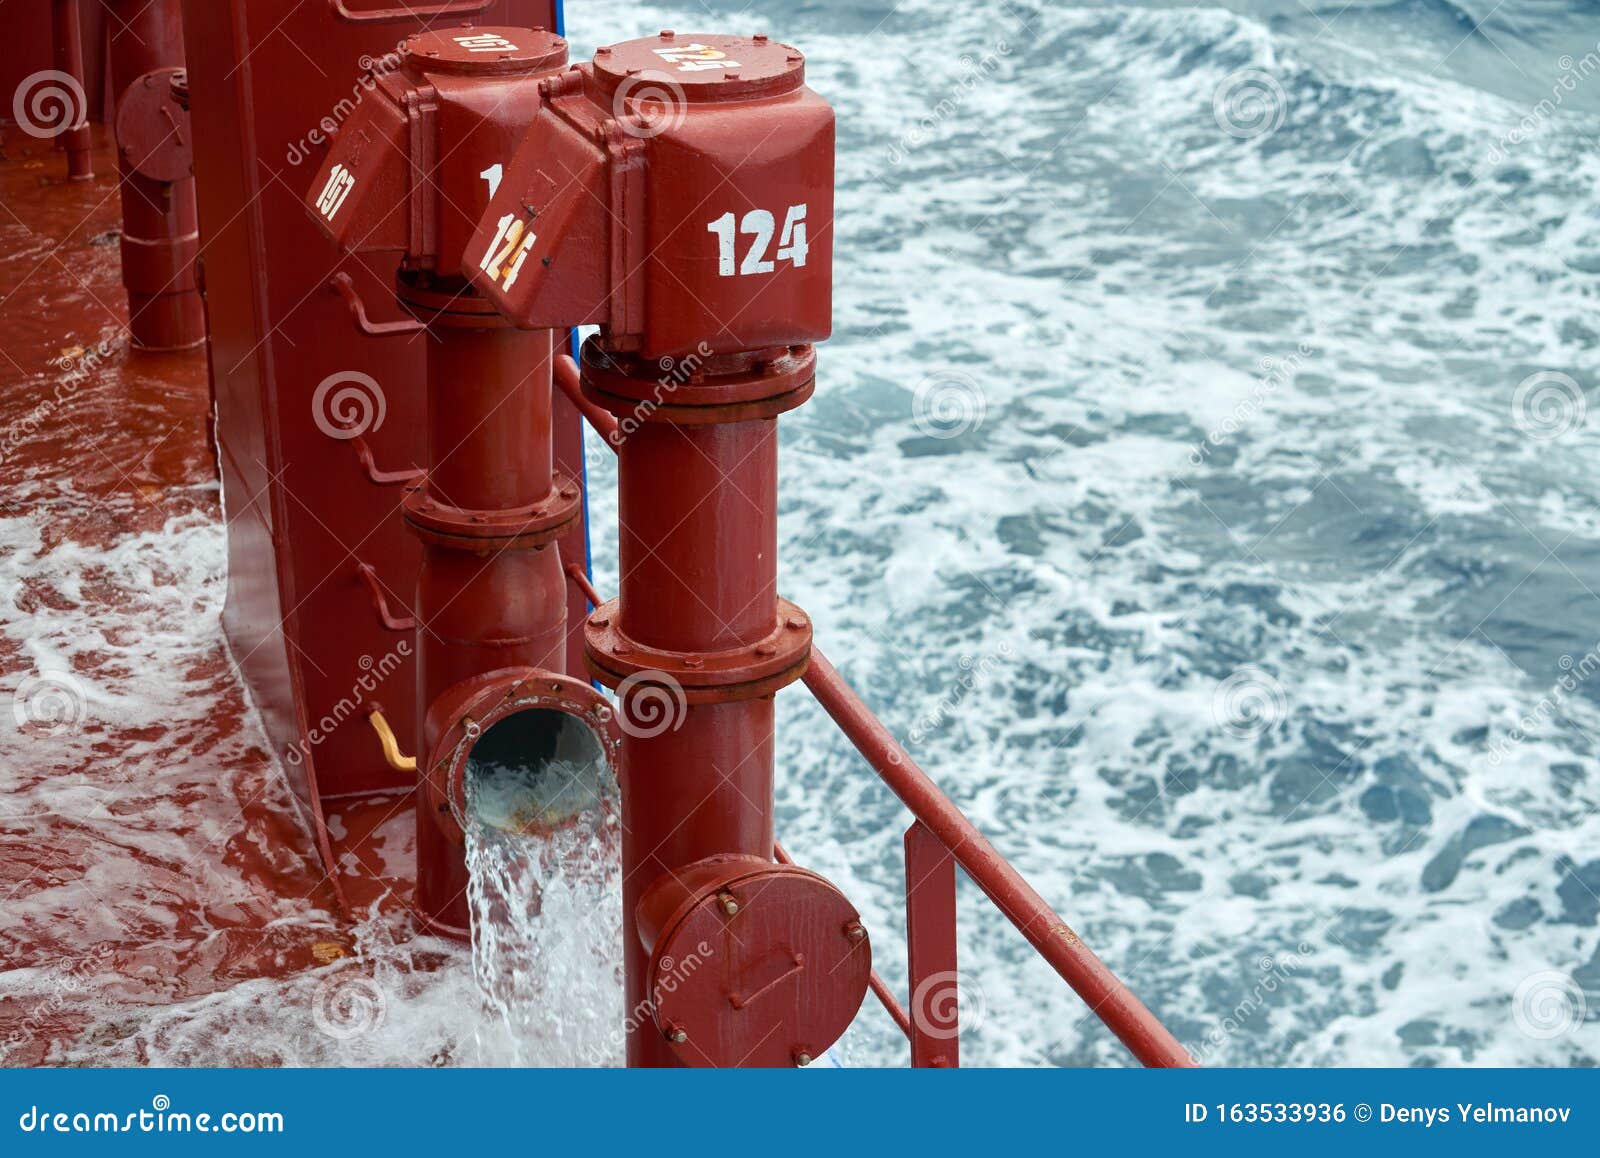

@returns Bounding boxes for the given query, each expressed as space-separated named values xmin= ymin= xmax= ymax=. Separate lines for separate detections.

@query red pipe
xmin=412 ymin=323 xmax=567 ymax=934
xmin=801 ymin=648 xmax=1196 ymax=1068
xmin=557 ymin=356 xmax=1185 ymax=1066
xmin=555 ymin=354 xmax=618 ymax=443
xmin=51 ymin=0 xmax=93 ymax=182
xmin=613 ymin=413 xmax=781 ymax=1066
xmin=105 ymin=0 xmax=204 ymax=350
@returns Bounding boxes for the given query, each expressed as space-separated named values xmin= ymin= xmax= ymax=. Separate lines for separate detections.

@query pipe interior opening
xmin=464 ymin=709 xmax=615 ymax=836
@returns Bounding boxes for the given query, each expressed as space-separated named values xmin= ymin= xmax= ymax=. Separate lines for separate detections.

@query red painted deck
xmin=0 ymin=129 xmax=411 ymax=1063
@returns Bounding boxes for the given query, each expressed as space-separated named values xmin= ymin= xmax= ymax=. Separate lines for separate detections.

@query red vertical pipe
xmin=905 ymin=820 xmax=960 ymax=1067
xmin=52 ymin=0 xmax=93 ymax=182
xmin=616 ymin=418 xmax=781 ymax=1067
xmin=413 ymin=323 xmax=566 ymax=934
xmin=105 ymin=0 xmax=204 ymax=350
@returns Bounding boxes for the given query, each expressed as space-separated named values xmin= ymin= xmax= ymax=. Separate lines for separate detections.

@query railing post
xmin=905 ymin=820 xmax=960 ymax=1067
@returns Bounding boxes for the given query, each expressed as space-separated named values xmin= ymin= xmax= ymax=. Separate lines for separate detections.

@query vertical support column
xmin=580 ymin=343 xmax=818 ymax=1067
xmin=105 ymin=0 xmax=204 ymax=350
xmin=905 ymin=819 xmax=960 ymax=1067
xmin=52 ymin=0 xmax=93 ymax=182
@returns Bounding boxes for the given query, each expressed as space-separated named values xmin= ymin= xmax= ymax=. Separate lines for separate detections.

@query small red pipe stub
xmin=638 ymin=855 xmax=870 ymax=1068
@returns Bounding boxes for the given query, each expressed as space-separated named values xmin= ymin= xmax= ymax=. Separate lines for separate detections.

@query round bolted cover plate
xmin=116 ymin=68 xmax=192 ymax=183
xmin=403 ymin=26 xmax=567 ymax=76
xmin=594 ymin=33 xmax=804 ymax=103
xmin=650 ymin=863 xmax=871 ymax=1067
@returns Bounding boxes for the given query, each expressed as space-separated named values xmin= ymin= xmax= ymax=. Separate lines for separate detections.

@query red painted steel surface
xmin=2 ymin=2 xmax=107 ymax=146
xmin=420 ymin=668 xmax=622 ymax=845
xmin=178 ymin=0 xmax=564 ymax=916
xmin=0 ymin=129 xmax=395 ymax=1062
xmin=303 ymin=24 xmax=584 ymax=934
xmin=105 ymin=0 xmax=204 ymax=350
xmin=904 ymin=820 xmax=959 ymax=1067
xmin=564 ymin=359 xmax=1189 ymax=1067
xmin=466 ymin=33 xmax=833 ymax=360
xmin=636 ymin=855 xmax=870 ymax=1067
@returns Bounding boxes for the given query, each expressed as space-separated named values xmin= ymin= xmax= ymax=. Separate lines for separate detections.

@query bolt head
xmin=793 ymin=1051 xmax=812 ymax=1067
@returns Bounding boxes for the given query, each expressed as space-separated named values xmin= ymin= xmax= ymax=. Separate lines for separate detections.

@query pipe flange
xmin=583 ymin=597 xmax=813 ymax=703
xmin=422 ymin=667 xmax=623 ymax=847
xmin=396 ymin=275 xmax=514 ymax=329
xmin=580 ymin=338 xmax=815 ymax=425
xmin=402 ymin=472 xmax=583 ymax=550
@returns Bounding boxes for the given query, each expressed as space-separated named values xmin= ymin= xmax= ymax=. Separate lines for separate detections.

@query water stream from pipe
xmin=463 ymin=717 xmax=624 ymax=1066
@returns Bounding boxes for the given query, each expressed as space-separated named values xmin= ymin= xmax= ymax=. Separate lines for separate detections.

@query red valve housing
xmin=465 ymin=32 xmax=834 ymax=360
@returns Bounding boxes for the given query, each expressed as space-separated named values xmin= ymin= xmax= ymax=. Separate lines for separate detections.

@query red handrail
xmin=555 ymin=353 xmax=1194 ymax=1067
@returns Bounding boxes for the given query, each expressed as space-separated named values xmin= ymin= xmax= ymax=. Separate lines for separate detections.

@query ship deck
xmin=0 ymin=129 xmax=412 ymax=1062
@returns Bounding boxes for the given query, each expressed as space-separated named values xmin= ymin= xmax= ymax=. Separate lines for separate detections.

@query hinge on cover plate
xmin=403 ymin=86 xmax=439 ymax=268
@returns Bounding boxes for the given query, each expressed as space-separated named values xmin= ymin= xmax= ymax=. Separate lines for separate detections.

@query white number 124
xmin=707 ymin=204 xmax=809 ymax=277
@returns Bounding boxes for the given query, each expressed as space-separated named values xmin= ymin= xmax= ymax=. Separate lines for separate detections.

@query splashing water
xmin=463 ymin=715 xmax=625 ymax=1066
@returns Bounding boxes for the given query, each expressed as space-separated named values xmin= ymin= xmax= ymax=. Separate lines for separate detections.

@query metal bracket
xmin=328 ymin=273 xmax=425 ymax=337
xmin=350 ymin=434 xmax=424 ymax=486
xmin=328 ymin=0 xmax=491 ymax=24
xmin=357 ymin=562 xmax=416 ymax=632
